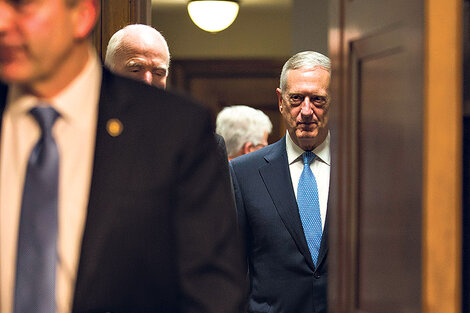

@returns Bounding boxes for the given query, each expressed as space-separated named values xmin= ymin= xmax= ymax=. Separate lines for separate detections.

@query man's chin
xmin=0 ymin=66 xmax=29 ymax=84
xmin=293 ymin=128 xmax=328 ymax=150
xmin=0 ymin=64 xmax=39 ymax=86
xmin=296 ymin=129 xmax=318 ymax=139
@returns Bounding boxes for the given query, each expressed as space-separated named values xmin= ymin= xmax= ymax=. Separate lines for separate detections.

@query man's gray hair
xmin=104 ymin=24 xmax=170 ymax=70
xmin=279 ymin=51 xmax=331 ymax=92
xmin=216 ymin=105 xmax=273 ymax=158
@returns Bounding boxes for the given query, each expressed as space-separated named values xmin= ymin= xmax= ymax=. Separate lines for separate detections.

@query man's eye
xmin=312 ymin=96 xmax=328 ymax=107
xmin=289 ymin=95 xmax=304 ymax=104
xmin=153 ymin=70 xmax=166 ymax=77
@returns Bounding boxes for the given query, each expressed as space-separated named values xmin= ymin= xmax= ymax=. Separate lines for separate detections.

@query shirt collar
xmin=286 ymin=130 xmax=331 ymax=166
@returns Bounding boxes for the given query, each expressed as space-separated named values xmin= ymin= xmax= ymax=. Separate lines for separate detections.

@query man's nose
xmin=0 ymin=2 xmax=14 ymax=34
xmin=300 ymin=98 xmax=313 ymax=116
xmin=143 ymin=71 xmax=153 ymax=85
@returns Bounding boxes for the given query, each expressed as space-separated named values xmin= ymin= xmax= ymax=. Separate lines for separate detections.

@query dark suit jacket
xmin=215 ymin=133 xmax=231 ymax=182
xmin=215 ymin=133 xmax=228 ymax=161
xmin=0 ymin=69 xmax=246 ymax=313
xmin=230 ymin=137 xmax=328 ymax=313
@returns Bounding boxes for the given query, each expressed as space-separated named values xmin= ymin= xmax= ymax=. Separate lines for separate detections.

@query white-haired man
xmin=105 ymin=24 xmax=170 ymax=89
xmin=216 ymin=105 xmax=272 ymax=160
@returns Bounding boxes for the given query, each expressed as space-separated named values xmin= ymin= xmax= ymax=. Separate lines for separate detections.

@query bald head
xmin=105 ymin=24 xmax=170 ymax=89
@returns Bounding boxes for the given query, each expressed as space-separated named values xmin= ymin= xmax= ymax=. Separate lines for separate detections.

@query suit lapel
xmin=259 ymin=138 xmax=316 ymax=271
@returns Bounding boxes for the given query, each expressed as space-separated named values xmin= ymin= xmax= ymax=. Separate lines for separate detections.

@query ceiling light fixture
xmin=187 ymin=0 xmax=240 ymax=33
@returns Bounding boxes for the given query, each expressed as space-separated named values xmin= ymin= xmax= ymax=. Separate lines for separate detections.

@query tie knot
xmin=30 ymin=106 xmax=59 ymax=134
xmin=302 ymin=151 xmax=316 ymax=165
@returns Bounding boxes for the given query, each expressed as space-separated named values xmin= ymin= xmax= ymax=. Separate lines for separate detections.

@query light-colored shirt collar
xmin=6 ymin=47 xmax=102 ymax=126
xmin=286 ymin=130 xmax=331 ymax=166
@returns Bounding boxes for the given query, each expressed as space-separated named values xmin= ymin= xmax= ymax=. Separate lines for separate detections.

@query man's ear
xmin=276 ymin=88 xmax=283 ymax=113
xmin=72 ymin=0 xmax=99 ymax=39
xmin=243 ymin=142 xmax=254 ymax=155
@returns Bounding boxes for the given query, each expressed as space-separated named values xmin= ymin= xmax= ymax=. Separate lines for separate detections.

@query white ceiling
xmin=151 ymin=0 xmax=291 ymax=8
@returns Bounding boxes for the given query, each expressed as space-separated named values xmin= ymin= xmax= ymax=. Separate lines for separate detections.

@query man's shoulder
xmin=230 ymin=137 xmax=285 ymax=169
xmin=214 ymin=133 xmax=228 ymax=155
xmin=100 ymin=68 xmax=210 ymax=118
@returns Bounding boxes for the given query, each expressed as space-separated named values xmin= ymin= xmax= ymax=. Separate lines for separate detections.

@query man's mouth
xmin=298 ymin=122 xmax=317 ymax=128
xmin=0 ymin=46 xmax=22 ymax=62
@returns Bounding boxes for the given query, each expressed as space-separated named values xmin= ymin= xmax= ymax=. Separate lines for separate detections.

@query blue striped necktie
xmin=14 ymin=106 xmax=60 ymax=313
xmin=297 ymin=151 xmax=323 ymax=267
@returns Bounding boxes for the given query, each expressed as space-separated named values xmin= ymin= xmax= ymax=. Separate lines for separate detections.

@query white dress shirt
xmin=0 ymin=48 xmax=102 ymax=313
xmin=285 ymin=131 xmax=331 ymax=230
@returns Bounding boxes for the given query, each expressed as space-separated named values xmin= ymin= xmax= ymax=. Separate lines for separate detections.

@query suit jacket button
xmin=314 ymin=274 xmax=321 ymax=279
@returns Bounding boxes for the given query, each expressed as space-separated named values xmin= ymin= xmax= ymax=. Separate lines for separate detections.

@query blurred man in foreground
xmin=0 ymin=0 xmax=246 ymax=312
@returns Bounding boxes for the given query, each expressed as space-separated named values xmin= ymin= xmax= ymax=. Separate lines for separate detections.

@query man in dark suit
xmin=230 ymin=51 xmax=331 ymax=313
xmin=0 ymin=0 xmax=245 ymax=312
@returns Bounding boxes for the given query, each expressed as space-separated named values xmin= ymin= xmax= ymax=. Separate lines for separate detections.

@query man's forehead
xmin=284 ymin=71 xmax=330 ymax=96
xmin=121 ymin=31 xmax=167 ymax=51
xmin=289 ymin=66 xmax=330 ymax=76
xmin=119 ymin=39 xmax=168 ymax=61
xmin=289 ymin=66 xmax=330 ymax=81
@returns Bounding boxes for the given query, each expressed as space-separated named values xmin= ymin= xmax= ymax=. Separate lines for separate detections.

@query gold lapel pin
xmin=106 ymin=118 xmax=123 ymax=137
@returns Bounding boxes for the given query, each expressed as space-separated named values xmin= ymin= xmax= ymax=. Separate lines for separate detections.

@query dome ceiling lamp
xmin=187 ymin=0 xmax=240 ymax=33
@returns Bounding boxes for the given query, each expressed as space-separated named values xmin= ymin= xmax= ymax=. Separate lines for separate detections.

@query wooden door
xmin=329 ymin=0 xmax=462 ymax=312
xmin=92 ymin=0 xmax=151 ymax=61
xmin=168 ymin=59 xmax=286 ymax=143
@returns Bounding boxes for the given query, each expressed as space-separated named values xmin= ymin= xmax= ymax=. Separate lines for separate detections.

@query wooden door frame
xmin=423 ymin=0 xmax=462 ymax=311
xmin=92 ymin=0 xmax=151 ymax=61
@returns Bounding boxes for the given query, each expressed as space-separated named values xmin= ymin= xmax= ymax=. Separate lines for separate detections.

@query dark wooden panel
xmin=355 ymin=33 xmax=421 ymax=312
xmin=189 ymin=77 xmax=282 ymax=143
xmin=328 ymin=1 xmax=425 ymax=311
xmin=169 ymin=59 xmax=285 ymax=143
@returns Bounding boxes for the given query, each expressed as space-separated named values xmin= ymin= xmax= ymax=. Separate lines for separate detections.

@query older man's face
xmin=112 ymin=33 xmax=169 ymax=89
xmin=277 ymin=67 xmax=330 ymax=151
xmin=0 ymin=0 xmax=86 ymax=93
